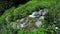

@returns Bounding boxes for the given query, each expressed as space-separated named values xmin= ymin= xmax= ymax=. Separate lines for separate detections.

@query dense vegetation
xmin=0 ymin=0 xmax=29 ymax=16
xmin=0 ymin=0 xmax=60 ymax=34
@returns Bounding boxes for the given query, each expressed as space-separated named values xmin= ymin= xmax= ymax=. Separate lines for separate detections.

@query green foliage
xmin=0 ymin=0 xmax=60 ymax=34
xmin=0 ymin=7 xmax=15 ymax=24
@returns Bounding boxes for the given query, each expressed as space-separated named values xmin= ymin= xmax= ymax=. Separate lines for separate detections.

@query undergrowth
xmin=0 ymin=0 xmax=60 ymax=34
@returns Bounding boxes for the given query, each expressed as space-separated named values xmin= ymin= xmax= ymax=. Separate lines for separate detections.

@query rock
xmin=39 ymin=10 xmax=43 ymax=15
xmin=29 ymin=9 xmax=48 ymax=18
xmin=20 ymin=23 xmax=26 ymax=28
xmin=31 ymin=11 xmax=38 ymax=16
xmin=35 ymin=21 xmax=42 ymax=27
xmin=29 ymin=11 xmax=39 ymax=18
xmin=39 ymin=16 xmax=44 ymax=20
xmin=20 ymin=18 xmax=25 ymax=22
xmin=16 ymin=19 xmax=20 ymax=23
xmin=29 ymin=15 xmax=36 ymax=18
xmin=39 ymin=9 xmax=48 ymax=16
xmin=42 ymin=9 xmax=48 ymax=16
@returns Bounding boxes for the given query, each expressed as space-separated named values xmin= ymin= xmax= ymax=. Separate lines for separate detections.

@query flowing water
xmin=10 ymin=9 xmax=48 ymax=31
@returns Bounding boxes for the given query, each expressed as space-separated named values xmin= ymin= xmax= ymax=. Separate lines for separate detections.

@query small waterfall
xmin=10 ymin=9 xmax=48 ymax=31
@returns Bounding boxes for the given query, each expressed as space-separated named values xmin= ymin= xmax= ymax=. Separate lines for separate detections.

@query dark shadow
xmin=0 ymin=0 xmax=30 ymax=16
